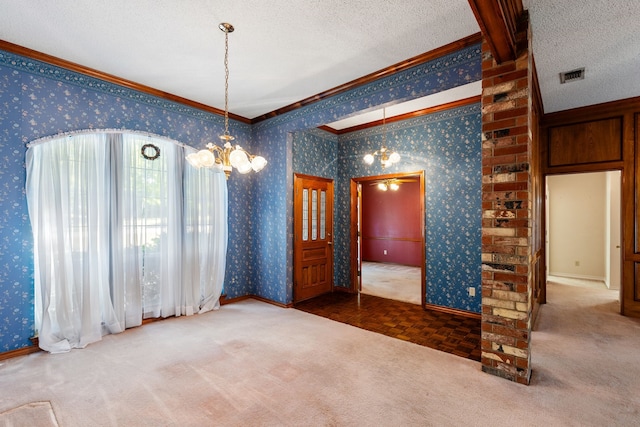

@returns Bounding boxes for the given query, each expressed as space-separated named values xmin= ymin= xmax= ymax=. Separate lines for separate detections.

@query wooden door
xmin=294 ymin=174 xmax=334 ymax=302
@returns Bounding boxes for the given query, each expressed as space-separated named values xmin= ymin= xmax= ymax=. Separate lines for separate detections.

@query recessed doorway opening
xmin=545 ymin=171 xmax=621 ymax=307
xmin=351 ymin=171 xmax=425 ymax=307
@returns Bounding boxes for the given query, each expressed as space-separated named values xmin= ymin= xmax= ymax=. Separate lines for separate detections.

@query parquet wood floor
xmin=294 ymin=292 xmax=481 ymax=361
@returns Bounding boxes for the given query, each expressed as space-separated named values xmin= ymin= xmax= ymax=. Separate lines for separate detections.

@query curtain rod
xmin=26 ymin=128 xmax=194 ymax=149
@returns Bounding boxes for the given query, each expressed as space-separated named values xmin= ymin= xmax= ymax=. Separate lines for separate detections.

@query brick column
xmin=480 ymin=21 xmax=533 ymax=385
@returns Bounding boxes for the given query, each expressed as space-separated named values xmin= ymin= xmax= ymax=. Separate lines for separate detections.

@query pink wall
xmin=361 ymin=180 xmax=422 ymax=266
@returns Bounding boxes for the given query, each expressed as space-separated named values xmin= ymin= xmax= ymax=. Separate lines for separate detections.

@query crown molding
xmin=0 ymin=39 xmax=252 ymax=124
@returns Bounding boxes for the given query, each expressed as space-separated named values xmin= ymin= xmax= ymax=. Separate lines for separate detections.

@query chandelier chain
xmin=185 ymin=22 xmax=266 ymax=177
xmin=223 ymin=29 xmax=230 ymax=137
xmin=382 ymin=107 xmax=386 ymax=147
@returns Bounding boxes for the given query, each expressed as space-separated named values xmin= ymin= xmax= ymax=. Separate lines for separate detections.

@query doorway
xmin=350 ymin=171 xmax=425 ymax=307
xmin=545 ymin=171 xmax=621 ymax=301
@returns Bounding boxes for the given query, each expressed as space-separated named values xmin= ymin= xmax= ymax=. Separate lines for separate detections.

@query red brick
xmin=509 ymin=125 xmax=528 ymax=136
xmin=485 ymin=154 xmax=517 ymax=166
xmin=493 ymin=69 xmax=528 ymax=85
xmin=515 ymin=357 xmax=529 ymax=370
xmin=493 ymin=106 xmax=529 ymax=121
xmin=484 ymin=245 xmax=516 ymax=254
xmin=516 ymin=116 xmax=529 ymax=126
xmin=495 ymin=272 xmax=528 ymax=283
xmin=516 ymin=320 xmax=529 ymax=329
xmin=484 ymin=118 xmax=517 ymax=132
xmin=482 ymin=77 xmax=495 ymax=89
xmin=494 ymin=182 xmax=529 ymax=192
xmin=484 ymin=62 xmax=517 ymax=78
xmin=494 ymin=144 xmax=528 ymax=157
xmin=517 ymin=78 xmax=530 ymax=89
xmin=492 ymin=325 xmax=528 ymax=339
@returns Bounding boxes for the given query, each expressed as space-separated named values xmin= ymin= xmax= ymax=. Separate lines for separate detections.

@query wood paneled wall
xmin=541 ymin=96 xmax=640 ymax=317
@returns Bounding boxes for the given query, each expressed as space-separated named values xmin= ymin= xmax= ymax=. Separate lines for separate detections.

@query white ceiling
xmin=0 ymin=1 xmax=638 ymax=127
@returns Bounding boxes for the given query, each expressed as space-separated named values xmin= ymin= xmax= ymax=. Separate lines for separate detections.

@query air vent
xmin=559 ymin=68 xmax=585 ymax=84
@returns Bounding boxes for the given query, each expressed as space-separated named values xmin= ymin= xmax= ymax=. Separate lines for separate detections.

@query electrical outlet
xmin=468 ymin=287 xmax=475 ymax=297
xmin=383 ymin=250 xmax=387 ymax=255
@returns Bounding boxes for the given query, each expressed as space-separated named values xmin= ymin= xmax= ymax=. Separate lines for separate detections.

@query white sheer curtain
xmin=183 ymin=158 xmax=228 ymax=314
xmin=26 ymin=131 xmax=227 ymax=353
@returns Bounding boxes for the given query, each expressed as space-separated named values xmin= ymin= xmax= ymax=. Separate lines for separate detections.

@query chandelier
xmin=363 ymin=108 xmax=400 ymax=168
xmin=376 ymin=180 xmax=400 ymax=191
xmin=187 ymin=23 xmax=267 ymax=179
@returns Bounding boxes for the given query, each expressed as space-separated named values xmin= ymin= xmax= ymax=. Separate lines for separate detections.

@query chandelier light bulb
xmin=364 ymin=154 xmax=375 ymax=164
xmin=197 ymin=149 xmax=216 ymax=168
xmin=377 ymin=182 xmax=388 ymax=191
xmin=389 ymin=152 xmax=400 ymax=164
xmin=236 ymin=161 xmax=253 ymax=174
xmin=229 ymin=147 xmax=250 ymax=168
xmin=251 ymin=156 xmax=268 ymax=172
xmin=390 ymin=182 xmax=400 ymax=191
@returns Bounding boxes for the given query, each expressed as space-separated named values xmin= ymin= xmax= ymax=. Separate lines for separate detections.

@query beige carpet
xmin=0 ymin=401 xmax=58 ymax=426
xmin=0 ymin=282 xmax=639 ymax=426
xmin=361 ymin=261 xmax=422 ymax=304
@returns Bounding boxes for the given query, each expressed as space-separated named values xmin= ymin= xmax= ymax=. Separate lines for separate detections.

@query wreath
xmin=141 ymin=143 xmax=160 ymax=161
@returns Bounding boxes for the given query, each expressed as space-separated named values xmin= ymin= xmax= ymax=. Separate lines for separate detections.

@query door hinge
xmin=357 ymin=270 xmax=361 ymax=277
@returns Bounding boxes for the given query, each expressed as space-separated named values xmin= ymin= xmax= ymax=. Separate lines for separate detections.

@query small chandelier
xmin=363 ymin=108 xmax=400 ymax=168
xmin=187 ymin=22 xmax=267 ymax=179
xmin=377 ymin=180 xmax=400 ymax=191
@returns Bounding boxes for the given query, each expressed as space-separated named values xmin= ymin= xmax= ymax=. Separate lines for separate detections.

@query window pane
xmin=312 ymin=190 xmax=317 ymax=241
xmin=302 ymin=189 xmax=308 ymax=241
xmin=320 ymin=190 xmax=326 ymax=240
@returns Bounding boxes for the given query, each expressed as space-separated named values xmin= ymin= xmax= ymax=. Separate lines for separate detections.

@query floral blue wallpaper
xmin=336 ymin=104 xmax=482 ymax=312
xmin=0 ymin=41 xmax=481 ymax=352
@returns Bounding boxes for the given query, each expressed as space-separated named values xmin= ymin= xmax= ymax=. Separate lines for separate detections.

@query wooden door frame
xmin=349 ymin=171 xmax=426 ymax=308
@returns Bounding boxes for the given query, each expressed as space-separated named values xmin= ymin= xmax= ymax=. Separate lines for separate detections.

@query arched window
xmin=26 ymin=130 xmax=227 ymax=353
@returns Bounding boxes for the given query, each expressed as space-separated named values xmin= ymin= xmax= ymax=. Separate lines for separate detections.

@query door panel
xmin=294 ymin=174 xmax=334 ymax=302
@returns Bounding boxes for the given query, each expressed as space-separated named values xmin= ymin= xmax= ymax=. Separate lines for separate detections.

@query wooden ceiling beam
xmin=468 ymin=0 xmax=523 ymax=64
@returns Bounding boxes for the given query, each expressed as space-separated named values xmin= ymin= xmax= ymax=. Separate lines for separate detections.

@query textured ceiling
xmin=0 ymin=1 xmax=638 ymax=123
xmin=525 ymin=0 xmax=640 ymax=113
